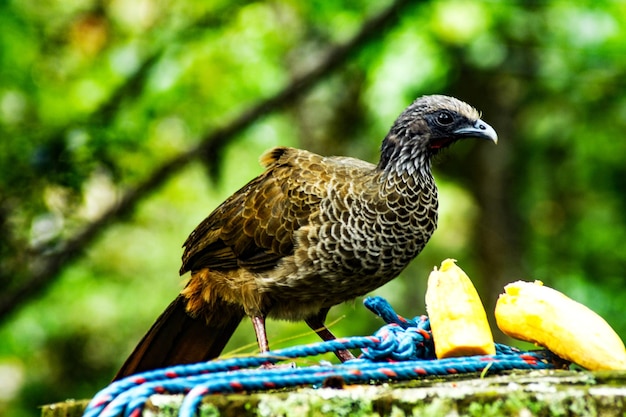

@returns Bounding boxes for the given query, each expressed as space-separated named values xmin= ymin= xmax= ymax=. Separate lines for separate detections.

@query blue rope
xmin=84 ymin=296 xmax=565 ymax=417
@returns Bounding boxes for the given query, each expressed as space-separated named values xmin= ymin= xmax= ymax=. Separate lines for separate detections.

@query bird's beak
xmin=454 ymin=119 xmax=498 ymax=144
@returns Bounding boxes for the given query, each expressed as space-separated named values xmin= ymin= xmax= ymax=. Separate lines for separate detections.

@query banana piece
xmin=495 ymin=280 xmax=626 ymax=370
xmin=426 ymin=259 xmax=496 ymax=358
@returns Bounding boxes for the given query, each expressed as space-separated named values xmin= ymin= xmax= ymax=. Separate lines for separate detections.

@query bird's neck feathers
xmin=376 ymin=132 xmax=434 ymax=186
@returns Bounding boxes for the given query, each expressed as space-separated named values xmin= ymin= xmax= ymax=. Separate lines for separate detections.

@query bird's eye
xmin=436 ymin=111 xmax=454 ymax=126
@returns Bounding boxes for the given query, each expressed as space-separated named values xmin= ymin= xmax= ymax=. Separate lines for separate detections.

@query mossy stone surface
xmin=42 ymin=370 xmax=626 ymax=417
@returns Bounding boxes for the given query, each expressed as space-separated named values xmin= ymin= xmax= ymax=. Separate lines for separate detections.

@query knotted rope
xmin=84 ymin=296 xmax=565 ymax=417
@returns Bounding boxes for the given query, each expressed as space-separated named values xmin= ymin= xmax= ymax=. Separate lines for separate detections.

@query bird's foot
xmin=335 ymin=349 xmax=356 ymax=362
xmin=259 ymin=362 xmax=296 ymax=370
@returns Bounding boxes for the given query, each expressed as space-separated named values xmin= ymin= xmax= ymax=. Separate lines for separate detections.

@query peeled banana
xmin=426 ymin=259 xmax=496 ymax=359
xmin=495 ymin=280 xmax=626 ymax=370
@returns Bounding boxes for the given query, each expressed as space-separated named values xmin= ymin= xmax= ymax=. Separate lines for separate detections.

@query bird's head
xmin=378 ymin=95 xmax=497 ymax=172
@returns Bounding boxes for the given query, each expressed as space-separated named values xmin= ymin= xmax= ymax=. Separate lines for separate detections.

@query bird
xmin=114 ymin=95 xmax=497 ymax=380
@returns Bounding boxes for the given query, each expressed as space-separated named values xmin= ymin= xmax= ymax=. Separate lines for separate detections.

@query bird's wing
xmin=180 ymin=147 xmax=333 ymax=274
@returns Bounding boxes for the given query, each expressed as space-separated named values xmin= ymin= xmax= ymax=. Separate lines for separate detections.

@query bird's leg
xmin=250 ymin=315 xmax=270 ymax=353
xmin=251 ymin=314 xmax=296 ymax=369
xmin=305 ymin=309 xmax=355 ymax=362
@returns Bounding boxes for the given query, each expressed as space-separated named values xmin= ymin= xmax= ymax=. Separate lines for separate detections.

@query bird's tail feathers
xmin=113 ymin=294 xmax=244 ymax=380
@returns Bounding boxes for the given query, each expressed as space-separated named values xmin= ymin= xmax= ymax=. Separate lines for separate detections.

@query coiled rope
xmin=84 ymin=296 xmax=564 ymax=417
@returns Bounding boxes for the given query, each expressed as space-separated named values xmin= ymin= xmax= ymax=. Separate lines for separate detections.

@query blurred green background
xmin=1 ymin=0 xmax=626 ymax=415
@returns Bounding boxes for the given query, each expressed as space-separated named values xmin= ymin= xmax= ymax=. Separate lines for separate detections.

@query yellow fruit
xmin=495 ymin=280 xmax=626 ymax=370
xmin=426 ymin=259 xmax=496 ymax=358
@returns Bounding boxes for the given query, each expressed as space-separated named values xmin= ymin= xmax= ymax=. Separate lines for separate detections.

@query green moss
xmin=40 ymin=399 xmax=91 ymax=417
xmin=42 ymin=370 xmax=626 ymax=417
xmin=256 ymin=390 xmax=375 ymax=417
xmin=198 ymin=403 xmax=222 ymax=417
xmin=410 ymin=397 xmax=457 ymax=417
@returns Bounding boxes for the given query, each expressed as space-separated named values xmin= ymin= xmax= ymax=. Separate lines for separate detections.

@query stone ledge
xmin=42 ymin=370 xmax=626 ymax=416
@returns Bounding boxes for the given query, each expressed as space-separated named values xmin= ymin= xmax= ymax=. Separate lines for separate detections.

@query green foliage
xmin=1 ymin=1 xmax=626 ymax=416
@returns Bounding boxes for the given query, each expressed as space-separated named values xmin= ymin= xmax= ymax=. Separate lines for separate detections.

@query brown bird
xmin=114 ymin=95 xmax=497 ymax=380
